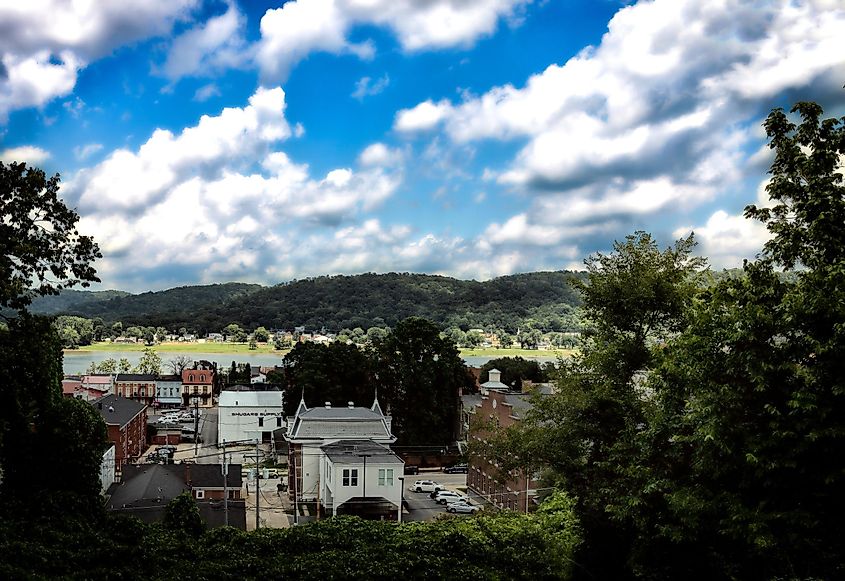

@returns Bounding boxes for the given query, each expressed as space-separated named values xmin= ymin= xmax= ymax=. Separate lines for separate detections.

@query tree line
xmin=478 ymin=100 xmax=845 ymax=579
xmin=31 ymin=271 xmax=589 ymax=334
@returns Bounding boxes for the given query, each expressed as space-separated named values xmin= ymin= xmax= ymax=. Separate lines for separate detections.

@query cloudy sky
xmin=1 ymin=0 xmax=844 ymax=292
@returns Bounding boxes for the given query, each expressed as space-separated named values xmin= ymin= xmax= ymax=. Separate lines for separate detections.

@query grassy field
xmin=459 ymin=347 xmax=575 ymax=359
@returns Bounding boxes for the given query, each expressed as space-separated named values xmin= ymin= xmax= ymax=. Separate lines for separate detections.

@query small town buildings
xmin=92 ymin=394 xmax=148 ymax=467
xmin=285 ymin=396 xmax=402 ymax=519
xmin=79 ymin=374 xmax=114 ymax=399
xmin=466 ymin=374 xmax=552 ymax=513
xmin=108 ymin=463 xmax=245 ymax=529
xmin=155 ymin=374 xmax=183 ymax=409
xmin=182 ymin=364 xmax=216 ymax=408
xmin=115 ymin=373 xmax=157 ymax=407
xmin=217 ymin=386 xmax=285 ymax=446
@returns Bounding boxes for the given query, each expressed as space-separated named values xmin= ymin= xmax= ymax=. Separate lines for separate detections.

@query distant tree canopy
xmin=28 ymin=271 xmax=588 ymax=334
xmin=479 ymin=357 xmax=551 ymax=391
xmin=280 ymin=318 xmax=473 ymax=447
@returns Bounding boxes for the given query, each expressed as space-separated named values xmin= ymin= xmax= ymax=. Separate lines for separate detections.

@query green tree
xmin=98 ymin=358 xmax=117 ymax=374
xmin=370 ymin=317 xmax=473 ymax=446
xmin=253 ymin=326 xmax=270 ymax=342
xmin=248 ymin=337 xmax=257 ymax=350
xmin=135 ymin=347 xmax=162 ymax=375
xmin=519 ymin=328 xmax=542 ymax=349
xmin=111 ymin=321 xmax=123 ymax=338
xmin=163 ymin=492 xmax=205 ymax=538
xmin=497 ymin=331 xmax=514 ymax=348
xmin=118 ymin=358 xmax=132 ymax=373
xmin=223 ymin=323 xmax=247 ymax=342
xmin=495 ymin=232 xmax=706 ymax=577
xmin=480 ymin=357 xmax=547 ymax=391
xmin=620 ymin=100 xmax=845 ymax=580
xmin=0 ymin=162 xmax=101 ymax=311
xmin=365 ymin=326 xmax=388 ymax=344
xmin=281 ymin=341 xmax=372 ymax=415
xmin=463 ymin=330 xmax=484 ymax=348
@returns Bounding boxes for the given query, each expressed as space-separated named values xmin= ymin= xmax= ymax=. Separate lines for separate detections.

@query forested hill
xmin=31 ymin=282 xmax=263 ymax=328
xmin=33 ymin=272 xmax=588 ymax=333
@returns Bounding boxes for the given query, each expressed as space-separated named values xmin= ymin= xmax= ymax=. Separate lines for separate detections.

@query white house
xmin=217 ymin=388 xmax=285 ymax=446
xmin=320 ymin=440 xmax=404 ymax=518
xmin=285 ymin=396 xmax=403 ymax=519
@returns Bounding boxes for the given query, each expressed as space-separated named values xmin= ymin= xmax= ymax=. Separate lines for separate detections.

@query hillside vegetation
xmin=34 ymin=272 xmax=588 ymax=333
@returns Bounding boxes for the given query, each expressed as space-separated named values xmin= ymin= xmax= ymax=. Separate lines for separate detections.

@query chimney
xmin=348 ymin=401 xmax=354 ymax=408
xmin=324 ymin=402 xmax=331 ymax=408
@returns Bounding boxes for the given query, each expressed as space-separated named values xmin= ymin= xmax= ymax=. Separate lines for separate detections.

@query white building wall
xmin=217 ymin=391 xmax=284 ymax=446
xmin=322 ymin=457 xmax=402 ymax=514
xmin=100 ymin=445 xmax=115 ymax=493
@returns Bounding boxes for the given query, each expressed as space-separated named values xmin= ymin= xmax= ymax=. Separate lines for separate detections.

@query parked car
xmin=404 ymin=465 xmax=419 ymax=475
xmin=412 ymin=480 xmax=443 ymax=493
xmin=446 ymin=501 xmax=480 ymax=514
xmin=433 ymin=490 xmax=468 ymax=504
xmin=443 ymin=464 xmax=468 ymax=474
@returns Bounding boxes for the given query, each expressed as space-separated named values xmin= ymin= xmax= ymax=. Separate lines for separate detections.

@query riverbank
xmin=64 ymin=342 xmax=573 ymax=359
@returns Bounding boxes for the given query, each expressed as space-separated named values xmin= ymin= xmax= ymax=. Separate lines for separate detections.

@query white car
xmin=434 ymin=490 xmax=468 ymax=505
xmin=446 ymin=500 xmax=480 ymax=514
xmin=411 ymin=480 xmax=443 ymax=493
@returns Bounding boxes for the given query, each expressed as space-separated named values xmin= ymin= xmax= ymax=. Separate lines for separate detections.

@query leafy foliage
xmin=0 ymin=162 xmax=101 ymax=311
xmin=164 ymin=492 xmax=206 ymax=538
xmin=370 ymin=318 xmax=475 ymax=447
xmin=479 ymin=357 xmax=551 ymax=391
xmin=0 ymin=498 xmax=580 ymax=580
xmin=31 ymin=272 xmax=587 ymax=333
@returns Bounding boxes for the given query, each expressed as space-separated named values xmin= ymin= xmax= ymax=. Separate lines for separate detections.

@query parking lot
xmin=402 ymin=470 xmax=474 ymax=522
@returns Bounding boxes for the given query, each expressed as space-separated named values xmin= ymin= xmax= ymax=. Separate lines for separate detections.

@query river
xmin=62 ymin=350 xmax=562 ymax=375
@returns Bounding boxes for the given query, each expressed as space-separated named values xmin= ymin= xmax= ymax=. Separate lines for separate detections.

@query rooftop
xmin=321 ymin=440 xmax=403 ymax=465
xmin=91 ymin=394 xmax=147 ymax=427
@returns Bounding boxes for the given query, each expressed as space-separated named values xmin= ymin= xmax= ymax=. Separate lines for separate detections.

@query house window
xmin=378 ymin=468 xmax=394 ymax=486
xmin=189 ymin=374 xmax=194 ymax=381
xmin=195 ymin=490 xmax=205 ymax=499
xmin=258 ymin=417 xmax=263 ymax=428
xmin=342 ymin=468 xmax=358 ymax=486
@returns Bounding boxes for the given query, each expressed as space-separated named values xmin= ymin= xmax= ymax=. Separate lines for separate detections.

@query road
xmin=200 ymin=406 xmax=218 ymax=449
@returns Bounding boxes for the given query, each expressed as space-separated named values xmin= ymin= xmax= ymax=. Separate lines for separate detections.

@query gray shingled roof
xmin=321 ymin=440 xmax=403 ymax=464
xmin=292 ymin=419 xmax=391 ymax=439
xmin=91 ymin=394 xmax=146 ymax=427
xmin=299 ymin=406 xmax=383 ymax=420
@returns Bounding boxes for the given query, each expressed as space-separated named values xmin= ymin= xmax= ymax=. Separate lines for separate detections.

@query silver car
xmin=446 ymin=500 xmax=480 ymax=514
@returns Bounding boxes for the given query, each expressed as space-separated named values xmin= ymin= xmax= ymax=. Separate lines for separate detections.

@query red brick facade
xmin=467 ymin=389 xmax=540 ymax=512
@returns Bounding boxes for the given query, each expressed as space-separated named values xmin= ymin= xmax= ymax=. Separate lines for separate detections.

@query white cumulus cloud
xmin=0 ymin=144 xmax=51 ymax=164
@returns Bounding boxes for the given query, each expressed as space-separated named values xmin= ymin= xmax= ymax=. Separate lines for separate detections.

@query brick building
xmin=466 ymin=370 xmax=552 ymax=512
xmin=115 ymin=373 xmax=157 ymax=407
xmin=182 ymin=364 xmax=216 ymax=408
xmin=92 ymin=394 xmax=148 ymax=467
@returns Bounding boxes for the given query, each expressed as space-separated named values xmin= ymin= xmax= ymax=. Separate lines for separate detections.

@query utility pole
xmin=194 ymin=396 xmax=199 ymax=456
xmin=222 ymin=440 xmax=228 ymax=527
xmin=255 ymin=438 xmax=260 ymax=530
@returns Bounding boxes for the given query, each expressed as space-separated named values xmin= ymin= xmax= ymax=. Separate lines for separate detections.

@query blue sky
xmin=1 ymin=0 xmax=844 ymax=292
